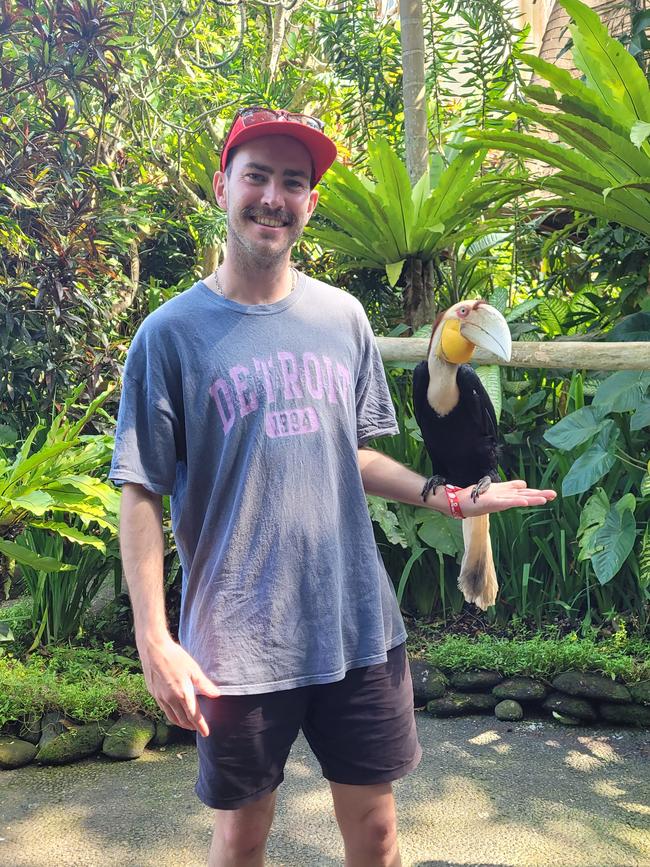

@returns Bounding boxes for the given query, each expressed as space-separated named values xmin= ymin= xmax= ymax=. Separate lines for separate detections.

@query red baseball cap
xmin=220 ymin=108 xmax=338 ymax=186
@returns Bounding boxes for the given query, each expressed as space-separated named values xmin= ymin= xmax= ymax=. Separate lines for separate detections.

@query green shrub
xmin=412 ymin=631 xmax=650 ymax=682
xmin=0 ymin=646 xmax=160 ymax=727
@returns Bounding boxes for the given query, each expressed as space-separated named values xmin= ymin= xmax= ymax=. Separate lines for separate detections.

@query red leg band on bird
xmin=444 ymin=484 xmax=464 ymax=519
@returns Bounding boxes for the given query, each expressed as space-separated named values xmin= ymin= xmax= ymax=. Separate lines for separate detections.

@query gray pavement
xmin=1 ymin=713 xmax=649 ymax=867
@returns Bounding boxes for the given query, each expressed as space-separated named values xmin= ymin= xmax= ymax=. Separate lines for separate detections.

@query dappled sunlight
xmin=619 ymin=801 xmax=650 ymax=815
xmin=592 ymin=779 xmax=626 ymax=798
xmin=490 ymin=742 xmax=511 ymax=755
xmin=564 ymin=749 xmax=606 ymax=772
xmin=468 ymin=729 xmax=500 ymax=745
xmin=576 ymin=736 xmax=623 ymax=764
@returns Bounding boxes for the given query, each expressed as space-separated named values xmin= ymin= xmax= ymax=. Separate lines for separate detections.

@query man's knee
xmin=211 ymin=794 xmax=275 ymax=862
xmin=359 ymin=805 xmax=398 ymax=861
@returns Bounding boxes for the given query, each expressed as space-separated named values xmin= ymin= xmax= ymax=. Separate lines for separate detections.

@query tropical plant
xmin=544 ymin=370 xmax=650 ymax=588
xmin=16 ymin=525 xmax=119 ymax=648
xmin=0 ymin=387 xmax=119 ymax=575
xmin=463 ymin=0 xmax=650 ymax=239
xmin=307 ymin=136 xmax=523 ymax=329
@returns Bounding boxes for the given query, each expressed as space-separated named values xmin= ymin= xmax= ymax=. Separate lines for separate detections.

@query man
xmin=110 ymin=107 xmax=556 ymax=867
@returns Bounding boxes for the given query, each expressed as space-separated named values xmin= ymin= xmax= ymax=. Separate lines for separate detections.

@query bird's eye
xmin=458 ymin=306 xmax=468 ymax=318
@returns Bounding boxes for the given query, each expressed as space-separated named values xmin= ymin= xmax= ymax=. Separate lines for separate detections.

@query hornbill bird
xmin=412 ymin=300 xmax=512 ymax=610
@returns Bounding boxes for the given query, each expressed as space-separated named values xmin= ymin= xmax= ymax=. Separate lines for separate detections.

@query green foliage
xmin=309 ymin=136 xmax=520 ymax=286
xmin=0 ymin=646 xmax=159 ymax=727
xmin=414 ymin=631 xmax=650 ymax=681
xmin=464 ymin=0 xmax=650 ymax=236
xmin=0 ymin=387 xmax=119 ymax=575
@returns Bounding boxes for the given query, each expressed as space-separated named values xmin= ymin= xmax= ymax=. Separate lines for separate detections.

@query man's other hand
xmin=458 ymin=479 xmax=556 ymax=517
xmin=138 ymin=635 xmax=220 ymax=736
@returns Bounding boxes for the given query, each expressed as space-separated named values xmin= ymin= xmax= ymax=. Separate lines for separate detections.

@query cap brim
xmin=221 ymin=121 xmax=337 ymax=186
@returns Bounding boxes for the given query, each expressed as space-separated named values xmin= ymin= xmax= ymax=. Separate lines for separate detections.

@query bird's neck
xmin=426 ymin=354 xmax=460 ymax=417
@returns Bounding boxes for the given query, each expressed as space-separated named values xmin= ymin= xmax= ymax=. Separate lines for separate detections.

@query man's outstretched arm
xmin=357 ymin=448 xmax=556 ymax=516
xmin=119 ymin=483 xmax=220 ymax=735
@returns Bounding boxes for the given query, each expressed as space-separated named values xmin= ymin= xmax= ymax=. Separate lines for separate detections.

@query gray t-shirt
xmin=109 ymin=273 xmax=406 ymax=694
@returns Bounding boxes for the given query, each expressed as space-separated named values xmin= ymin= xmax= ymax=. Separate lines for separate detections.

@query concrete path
xmin=1 ymin=713 xmax=649 ymax=867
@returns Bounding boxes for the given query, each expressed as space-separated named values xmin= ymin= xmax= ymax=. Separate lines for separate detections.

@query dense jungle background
xmin=1 ymin=0 xmax=649 ymax=679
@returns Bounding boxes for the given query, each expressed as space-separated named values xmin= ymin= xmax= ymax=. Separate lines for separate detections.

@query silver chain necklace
xmin=212 ymin=266 xmax=298 ymax=298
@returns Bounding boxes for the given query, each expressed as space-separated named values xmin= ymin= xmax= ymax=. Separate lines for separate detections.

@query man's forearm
xmin=358 ymin=447 xmax=448 ymax=513
xmin=119 ymin=483 xmax=169 ymax=644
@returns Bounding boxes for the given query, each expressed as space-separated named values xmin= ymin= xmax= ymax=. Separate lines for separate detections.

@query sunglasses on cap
xmin=229 ymin=106 xmax=325 ymax=134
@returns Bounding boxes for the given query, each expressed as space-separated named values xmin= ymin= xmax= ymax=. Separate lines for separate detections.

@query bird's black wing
xmin=413 ymin=361 xmax=501 ymax=487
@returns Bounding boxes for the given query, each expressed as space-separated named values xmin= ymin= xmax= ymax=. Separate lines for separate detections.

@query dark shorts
xmin=195 ymin=643 xmax=421 ymax=810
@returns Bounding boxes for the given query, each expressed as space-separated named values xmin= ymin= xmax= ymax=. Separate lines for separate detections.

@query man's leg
xmin=330 ymin=781 xmax=401 ymax=867
xmin=208 ymin=791 xmax=277 ymax=867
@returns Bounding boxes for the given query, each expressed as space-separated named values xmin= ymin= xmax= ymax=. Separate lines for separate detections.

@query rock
xmin=552 ymin=711 xmax=581 ymax=726
xmin=0 ymin=735 xmax=38 ymax=769
xmin=36 ymin=722 xmax=105 ymax=765
xmin=18 ymin=714 xmax=41 ymax=745
xmin=152 ymin=720 xmax=171 ymax=747
xmin=493 ymin=677 xmax=547 ymax=702
xmin=448 ymin=670 xmax=503 ymax=692
xmin=410 ymin=660 xmax=447 ymax=705
xmin=628 ymin=682 xmax=650 ymax=706
xmin=599 ymin=703 xmax=650 ymax=727
xmin=551 ymin=671 xmax=631 ymax=704
xmin=495 ymin=700 xmax=523 ymax=721
xmin=102 ymin=714 xmax=156 ymax=759
xmin=38 ymin=712 xmax=68 ymax=749
xmin=426 ymin=692 xmax=497 ymax=717
xmin=542 ymin=692 xmax=597 ymax=721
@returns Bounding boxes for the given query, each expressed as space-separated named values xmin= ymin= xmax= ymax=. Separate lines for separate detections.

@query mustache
xmin=243 ymin=207 xmax=295 ymax=225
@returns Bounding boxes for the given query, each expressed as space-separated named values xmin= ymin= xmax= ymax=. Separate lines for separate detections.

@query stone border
xmin=2 ymin=666 xmax=649 ymax=770
xmin=411 ymin=662 xmax=650 ymax=727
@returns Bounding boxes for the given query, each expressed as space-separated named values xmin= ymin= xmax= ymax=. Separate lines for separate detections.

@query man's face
xmin=213 ymin=135 xmax=319 ymax=264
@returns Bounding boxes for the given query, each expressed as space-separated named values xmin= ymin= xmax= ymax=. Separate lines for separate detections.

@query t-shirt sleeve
xmin=109 ymin=325 xmax=185 ymax=495
xmin=355 ymin=313 xmax=399 ymax=447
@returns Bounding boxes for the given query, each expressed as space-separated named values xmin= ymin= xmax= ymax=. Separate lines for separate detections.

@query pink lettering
xmin=209 ymin=378 xmax=236 ymax=435
xmin=253 ymin=357 xmax=276 ymax=404
xmin=229 ymin=365 xmax=258 ymax=417
xmin=278 ymin=351 xmax=303 ymax=400
xmin=303 ymin=352 xmax=324 ymax=400
xmin=322 ymin=356 xmax=337 ymax=404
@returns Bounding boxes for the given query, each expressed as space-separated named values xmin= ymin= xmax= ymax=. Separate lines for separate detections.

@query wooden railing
xmin=376 ymin=339 xmax=650 ymax=371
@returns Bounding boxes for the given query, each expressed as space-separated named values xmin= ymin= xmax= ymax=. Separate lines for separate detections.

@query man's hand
xmin=457 ymin=479 xmax=556 ymax=517
xmin=138 ymin=635 xmax=220 ymax=737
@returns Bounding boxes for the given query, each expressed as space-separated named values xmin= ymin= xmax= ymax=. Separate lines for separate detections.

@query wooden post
xmin=376 ymin=338 xmax=650 ymax=371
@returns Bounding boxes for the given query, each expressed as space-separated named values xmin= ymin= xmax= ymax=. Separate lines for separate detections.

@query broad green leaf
xmin=543 ymin=405 xmax=607 ymax=450
xmin=366 ymin=497 xmax=407 ymax=548
xmin=0 ymin=538 xmax=74 ymax=571
xmin=561 ymin=422 xmax=619 ymax=496
xmin=29 ymin=521 xmax=107 ymax=550
xmin=631 ymin=398 xmax=650 ymax=431
xmin=577 ymin=487 xmax=609 ymax=561
xmin=561 ymin=0 xmax=650 ymax=124
xmin=417 ymin=510 xmax=464 ymax=557
xmin=6 ymin=490 xmax=54 ymax=516
xmin=593 ymin=370 xmax=650 ymax=413
xmin=590 ymin=505 xmax=638 ymax=584
xmin=641 ymin=471 xmax=650 ymax=497
xmin=368 ymin=137 xmax=414 ymax=249
xmin=385 ymin=260 xmax=406 ymax=287
xmin=475 ymin=365 xmax=502 ymax=422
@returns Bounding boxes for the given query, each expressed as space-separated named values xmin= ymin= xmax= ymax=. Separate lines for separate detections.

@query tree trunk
xmin=403 ymin=257 xmax=435 ymax=331
xmin=399 ymin=0 xmax=433 ymax=329
xmin=399 ymin=0 xmax=428 ymax=186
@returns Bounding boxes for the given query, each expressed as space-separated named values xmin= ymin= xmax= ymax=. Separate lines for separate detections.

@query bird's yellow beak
xmin=460 ymin=304 xmax=512 ymax=362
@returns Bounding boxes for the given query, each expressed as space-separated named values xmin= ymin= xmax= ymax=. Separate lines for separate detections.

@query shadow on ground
xmin=1 ymin=714 xmax=649 ymax=866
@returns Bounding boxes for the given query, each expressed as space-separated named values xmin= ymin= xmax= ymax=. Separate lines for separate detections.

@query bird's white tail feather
xmin=458 ymin=514 xmax=498 ymax=610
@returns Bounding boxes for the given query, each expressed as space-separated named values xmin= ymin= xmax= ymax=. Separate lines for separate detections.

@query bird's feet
xmin=421 ymin=475 xmax=447 ymax=502
xmin=470 ymin=475 xmax=492 ymax=503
